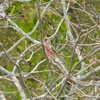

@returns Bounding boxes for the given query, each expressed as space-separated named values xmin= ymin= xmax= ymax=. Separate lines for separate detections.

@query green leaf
xmin=3 ymin=87 xmax=13 ymax=92
xmin=10 ymin=5 xmax=16 ymax=14
xmin=6 ymin=66 xmax=13 ymax=72
xmin=61 ymin=22 xmax=66 ymax=31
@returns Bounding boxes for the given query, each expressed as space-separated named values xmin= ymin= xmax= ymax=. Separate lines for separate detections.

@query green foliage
xmin=43 ymin=0 xmax=50 ymax=2
xmin=10 ymin=5 xmax=16 ymax=14
xmin=60 ymin=21 xmax=66 ymax=31
xmin=6 ymin=66 xmax=13 ymax=72
xmin=0 ymin=0 xmax=100 ymax=100
xmin=3 ymin=87 xmax=13 ymax=92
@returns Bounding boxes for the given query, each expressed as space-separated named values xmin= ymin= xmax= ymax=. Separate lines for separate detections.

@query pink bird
xmin=43 ymin=37 xmax=68 ymax=74
xmin=43 ymin=37 xmax=58 ymax=59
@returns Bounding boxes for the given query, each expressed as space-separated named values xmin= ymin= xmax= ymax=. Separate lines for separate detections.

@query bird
xmin=43 ymin=37 xmax=68 ymax=73
xmin=43 ymin=37 xmax=58 ymax=60
xmin=43 ymin=37 xmax=69 ymax=97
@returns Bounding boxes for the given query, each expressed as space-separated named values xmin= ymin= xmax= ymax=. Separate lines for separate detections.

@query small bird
xmin=43 ymin=37 xmax=68 ymax=74
xmin=43 ymin=37 xmax=57 ymax=59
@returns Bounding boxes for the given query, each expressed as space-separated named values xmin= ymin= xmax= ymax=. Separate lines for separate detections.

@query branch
xmin=61 ymin=0 xmax=86 ymax=72
xmin=79 ymin=66 xmax=100 ymax=81
xmin=0 ymin=66 xmax=26 ymax=100
xmin=0 ymin=0 xmax=53 ymax=57
xmin=0 ymin=91 xmax=6 ymax=100
xmin=0 ymin=43 xmax=32 ymax=100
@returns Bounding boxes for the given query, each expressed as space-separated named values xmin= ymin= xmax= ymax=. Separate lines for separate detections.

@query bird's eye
xmin=44 ymin=38 xmax=48 ymax=41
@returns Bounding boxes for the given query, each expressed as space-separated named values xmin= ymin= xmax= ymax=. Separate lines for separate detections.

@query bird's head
xmin=43 ymin=37 xmax=51 ymax=43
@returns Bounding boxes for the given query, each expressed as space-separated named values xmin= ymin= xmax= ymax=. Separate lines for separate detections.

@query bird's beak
xmin=49 ymin=37 xmax=52 ymax=41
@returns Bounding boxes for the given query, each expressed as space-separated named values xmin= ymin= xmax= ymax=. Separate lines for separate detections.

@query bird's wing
xmin=50 ymin=45 xmax=57 ymax=54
